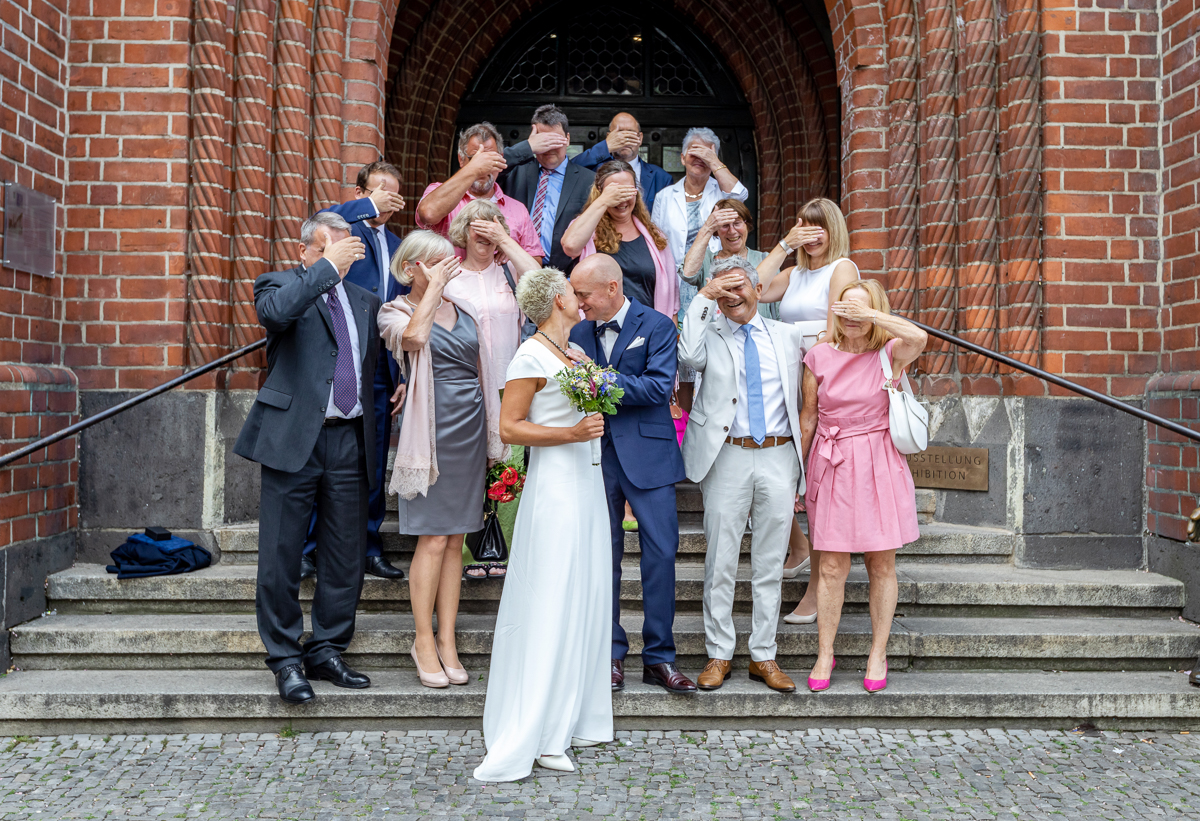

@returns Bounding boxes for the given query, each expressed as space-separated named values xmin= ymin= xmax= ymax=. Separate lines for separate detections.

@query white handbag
xmin=879 ymin=348 xmax=929 ymax=454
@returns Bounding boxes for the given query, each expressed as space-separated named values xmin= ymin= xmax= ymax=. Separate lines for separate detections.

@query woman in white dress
xmin=473 ymin=267 xmax=613 ymax=782
xmin=756 ymin=197 xmax=859 ymax=625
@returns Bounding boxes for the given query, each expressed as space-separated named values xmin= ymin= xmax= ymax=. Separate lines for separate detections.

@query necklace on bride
xmin=537 ymin=330 xmax=570 ymax=358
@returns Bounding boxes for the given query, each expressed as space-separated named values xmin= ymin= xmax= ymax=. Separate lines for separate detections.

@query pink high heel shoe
xmin=436 ymin=643 xmax=469 ymax=686
xmin=410 ymin=645 xmax=449 ymax=689
xmin=863 ymin=660 xmax=888 ymax=693
xmin=807 ymin=657 xmax=837 ymax=692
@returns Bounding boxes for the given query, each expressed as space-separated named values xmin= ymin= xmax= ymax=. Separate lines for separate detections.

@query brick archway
xmin=380 ymin=0 xmax=842 ymax=246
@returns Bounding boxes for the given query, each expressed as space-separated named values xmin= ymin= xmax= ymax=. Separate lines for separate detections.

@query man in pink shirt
xmin=415 ymin=122 xmax=562 ymax=263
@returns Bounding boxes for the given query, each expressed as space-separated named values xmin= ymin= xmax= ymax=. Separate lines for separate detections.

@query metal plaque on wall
xmin=906 ymin=446 xmax=989 ymax=491
xmin=3 ymin=181 xmax=56 ymax=277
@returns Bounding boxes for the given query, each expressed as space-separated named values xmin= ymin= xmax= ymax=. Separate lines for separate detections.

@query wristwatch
xmin=778 ymin=239 xmax=794 ymax=255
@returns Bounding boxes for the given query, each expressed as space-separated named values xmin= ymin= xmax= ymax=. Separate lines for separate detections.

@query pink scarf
xmin=377 ymin=295 xmax=507 ymax=500
xmin=579 ymin=216 xmax=679 ymax=319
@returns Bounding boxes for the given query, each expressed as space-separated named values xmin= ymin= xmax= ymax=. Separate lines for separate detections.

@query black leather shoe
xmin=643 ymin=661 xmax=698 ymax=693
xmin=300 ymin=554 xmax=316 ymax=581
xmin=611 ymin=658 xmax=625 ymax=691
xmin=305 ymin=655 xmax=371 ymax=689
xmin=365 ymin=555 xmax=405 ymax=579
xmin=275 ymin=664 xmax=315 ymax=704
xmin=1191 ymin=656 xmax=1200 ymax=688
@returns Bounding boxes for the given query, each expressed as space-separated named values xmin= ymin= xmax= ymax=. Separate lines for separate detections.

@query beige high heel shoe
xmin=436 ymin=642 xmax=469 ymax=686
xmin=410 ymin=645 xmax=449 ymax=688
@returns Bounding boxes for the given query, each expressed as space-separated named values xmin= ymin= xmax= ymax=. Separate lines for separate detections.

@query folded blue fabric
xmin=106 ymin=533 xmax=212 ymax=579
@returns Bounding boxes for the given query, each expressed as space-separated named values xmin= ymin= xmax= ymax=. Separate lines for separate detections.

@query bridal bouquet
xmin=556 ymin=360 xmax=625 ymax=465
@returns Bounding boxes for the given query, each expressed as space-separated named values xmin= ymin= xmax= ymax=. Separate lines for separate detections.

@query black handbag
xmin=501 ymin=263 xmax=538 ymax=342
xmin=465 ymin=501 xmax=509 ymax=563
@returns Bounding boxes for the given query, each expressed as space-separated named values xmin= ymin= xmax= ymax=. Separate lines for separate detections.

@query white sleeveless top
xmin=778 ymin=257 xmax=860 ymax=324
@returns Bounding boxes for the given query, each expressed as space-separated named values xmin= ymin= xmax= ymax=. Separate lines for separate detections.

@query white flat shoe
xmin=570 ymin=738 xmax=603 ymax=748
xmin=782 ymin=609 xmax=818 ymax=625
xmin=535 ymin=754 xmax=575 ymax=772
xmin=781 ymin=556 xmax=811 ymax=580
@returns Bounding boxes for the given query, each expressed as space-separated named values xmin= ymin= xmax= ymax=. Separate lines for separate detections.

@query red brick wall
xmin=0 ymin=0 xmax=76 ymax=550
xmin=1039 ymin=1 xmax=1163 ymax=398
xmin=1147 ymin=0 xmax=1199 ymax=541
xmin=0 ymin=366 xmax=77 ymax=550
xmin=62 ymin=1 xmax=192 ymax=392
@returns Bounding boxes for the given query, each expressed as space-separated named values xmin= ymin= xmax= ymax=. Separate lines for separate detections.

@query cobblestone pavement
xmin=0 ymin=728 xmax=1197 ymax=820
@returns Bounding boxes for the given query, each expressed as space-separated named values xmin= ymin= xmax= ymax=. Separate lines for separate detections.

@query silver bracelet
xmin=778 ymin=239 xmax=793 ymax=255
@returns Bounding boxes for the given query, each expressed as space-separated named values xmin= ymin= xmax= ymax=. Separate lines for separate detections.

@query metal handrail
xmin=909 ymin=319 xmax=1200 ymax=444
xmin=2 ymin=316 xmax=1198 ymax=470
xmin=0 ymin=339 xmax=266 ymax=469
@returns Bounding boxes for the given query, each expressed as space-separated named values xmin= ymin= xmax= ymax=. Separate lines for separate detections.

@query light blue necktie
xmin=741 ymin=325 xmax=767 ymax=445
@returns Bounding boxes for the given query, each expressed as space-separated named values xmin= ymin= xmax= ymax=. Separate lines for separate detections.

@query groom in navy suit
xmin=568 ymin=254 xmax=697 ymax=694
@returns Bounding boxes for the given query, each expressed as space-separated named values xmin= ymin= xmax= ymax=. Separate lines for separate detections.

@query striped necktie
xmin=531 ymin=167 xmax=552 ymax=238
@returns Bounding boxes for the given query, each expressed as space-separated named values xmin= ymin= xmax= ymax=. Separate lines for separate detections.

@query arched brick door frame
xmin=380 ymin=0 xmax=842 ymax=245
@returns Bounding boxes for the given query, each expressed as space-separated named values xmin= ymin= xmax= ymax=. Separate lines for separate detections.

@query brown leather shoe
xmin=748 ymin=659 xmax=796 ymax=692
xmin=612 ymin=658 xmax=625 ymax=691
xmin=643 ymin=662 xmax=698 ymax=693
xmin=696 ymin=658 xmax=732 ymax=690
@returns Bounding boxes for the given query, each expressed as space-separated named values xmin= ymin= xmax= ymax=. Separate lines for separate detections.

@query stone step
xmin=0 ymin=668 xmax=1196 ymax=734
xmin=13 ymin=612 xmax=1199 ymax=672
xmin=215 ymin=518 xmax=1011 ymax=567
xmin=46 ymin=563 xmax=1185 ymax=618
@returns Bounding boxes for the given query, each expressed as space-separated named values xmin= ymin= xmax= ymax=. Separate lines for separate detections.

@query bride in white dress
xmin=472 ymin=267 xmax=614 ymax=782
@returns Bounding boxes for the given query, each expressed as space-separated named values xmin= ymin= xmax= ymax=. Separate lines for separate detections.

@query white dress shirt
xmin=325 ymin=278 xmax=364 ymax=419
xmin=629 ymin=156 xmax=643 ymax=186
xmin=723 ymin=313 xmax=790 ymax=438
xmin=600 ymin=298 xmax=632 ymax=361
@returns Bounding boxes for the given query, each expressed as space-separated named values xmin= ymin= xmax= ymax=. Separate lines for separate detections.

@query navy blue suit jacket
xmin=323 ymin=197 xmax=407 ymax=387
xmin=569 ymin=144 xmax=674 ymax=214
xmin=569 ymin=299 xmax=686 ymax=490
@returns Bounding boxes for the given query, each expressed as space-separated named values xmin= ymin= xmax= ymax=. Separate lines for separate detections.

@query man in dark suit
xmin=234 ymin=211 xmax=379 ymax=705
xmin=306 ymin=161 xmax=407 ymax=581
xmin=499 ymin=104 xmax=594 ymax=274
xmin=567 ymin=253 xmax=696 ymax=694
xmin=569 ymin=112 xmax=675 ymax=213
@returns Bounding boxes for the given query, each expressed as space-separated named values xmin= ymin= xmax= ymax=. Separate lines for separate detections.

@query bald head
xmin=571 ymin=254 xmax=625 ymax=321
xmin=606 ymin=112 xmax=643 ymax=161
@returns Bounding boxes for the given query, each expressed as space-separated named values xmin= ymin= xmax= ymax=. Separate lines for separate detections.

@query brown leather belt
xmin=725 ymin=435 xmax=793 ymax=449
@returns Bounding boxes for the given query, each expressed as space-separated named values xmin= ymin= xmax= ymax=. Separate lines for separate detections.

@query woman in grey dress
xmin=379 ymin=231 xmax=507 ymax=690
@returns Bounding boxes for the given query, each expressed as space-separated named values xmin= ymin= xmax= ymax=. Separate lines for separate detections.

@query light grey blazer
xmin=677 ymin=294 xmax=807 ymax=494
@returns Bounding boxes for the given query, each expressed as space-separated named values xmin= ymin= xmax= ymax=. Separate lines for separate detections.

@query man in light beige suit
xmin=678 ymin=256 xmax=807 ymax=693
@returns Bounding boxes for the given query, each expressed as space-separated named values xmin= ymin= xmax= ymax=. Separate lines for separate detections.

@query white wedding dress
xmin=473 ymin=339 xmax=614 ymax=782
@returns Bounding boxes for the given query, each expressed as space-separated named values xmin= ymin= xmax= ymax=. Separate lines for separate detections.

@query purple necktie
xmin=326 ymin=286 xmax=357 ymax=416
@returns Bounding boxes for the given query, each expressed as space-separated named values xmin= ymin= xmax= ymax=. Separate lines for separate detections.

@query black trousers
xmin=256 ymin=420 xmax=368 ymax=673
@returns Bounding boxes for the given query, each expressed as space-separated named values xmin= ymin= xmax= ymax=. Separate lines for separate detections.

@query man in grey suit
xmin=678 ymin=256 xmax=807 ymax=694
xmin=234 ymin=211 xmax=381 ymax=704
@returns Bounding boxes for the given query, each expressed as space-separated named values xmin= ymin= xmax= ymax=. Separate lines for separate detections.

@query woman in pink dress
xmin=799 ymin=278 xmax=928 ymax=693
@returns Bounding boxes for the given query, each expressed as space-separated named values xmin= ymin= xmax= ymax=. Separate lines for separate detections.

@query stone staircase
xmin=2 ymin=484 xmax=1199 ymax=734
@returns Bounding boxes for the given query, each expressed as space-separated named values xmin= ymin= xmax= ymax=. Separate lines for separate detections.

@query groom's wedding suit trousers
xmin=569 ymin=298 xmax=688 ymax=666
xmin=233 ymin=259 xmax=379 ymax=673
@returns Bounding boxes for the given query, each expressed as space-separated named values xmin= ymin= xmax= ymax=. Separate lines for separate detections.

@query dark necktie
xmin=326 ymin=286 xmax=357 ymax=416
xmin=594 ymin=320 xmax=621 ymax=336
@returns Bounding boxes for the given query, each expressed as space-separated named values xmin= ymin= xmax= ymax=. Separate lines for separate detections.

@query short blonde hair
xmin=392 ymin=230 xmax=454 ymax=286
xmin=447 ymin=198 xmax=509 ymax=249
xmin=515 ymin=267 xmax=568 ymax=325
xmin=829 ymin=278 xmax=894 ymax=352
xmin=795 ymin=198 xmax=850 ymax=272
